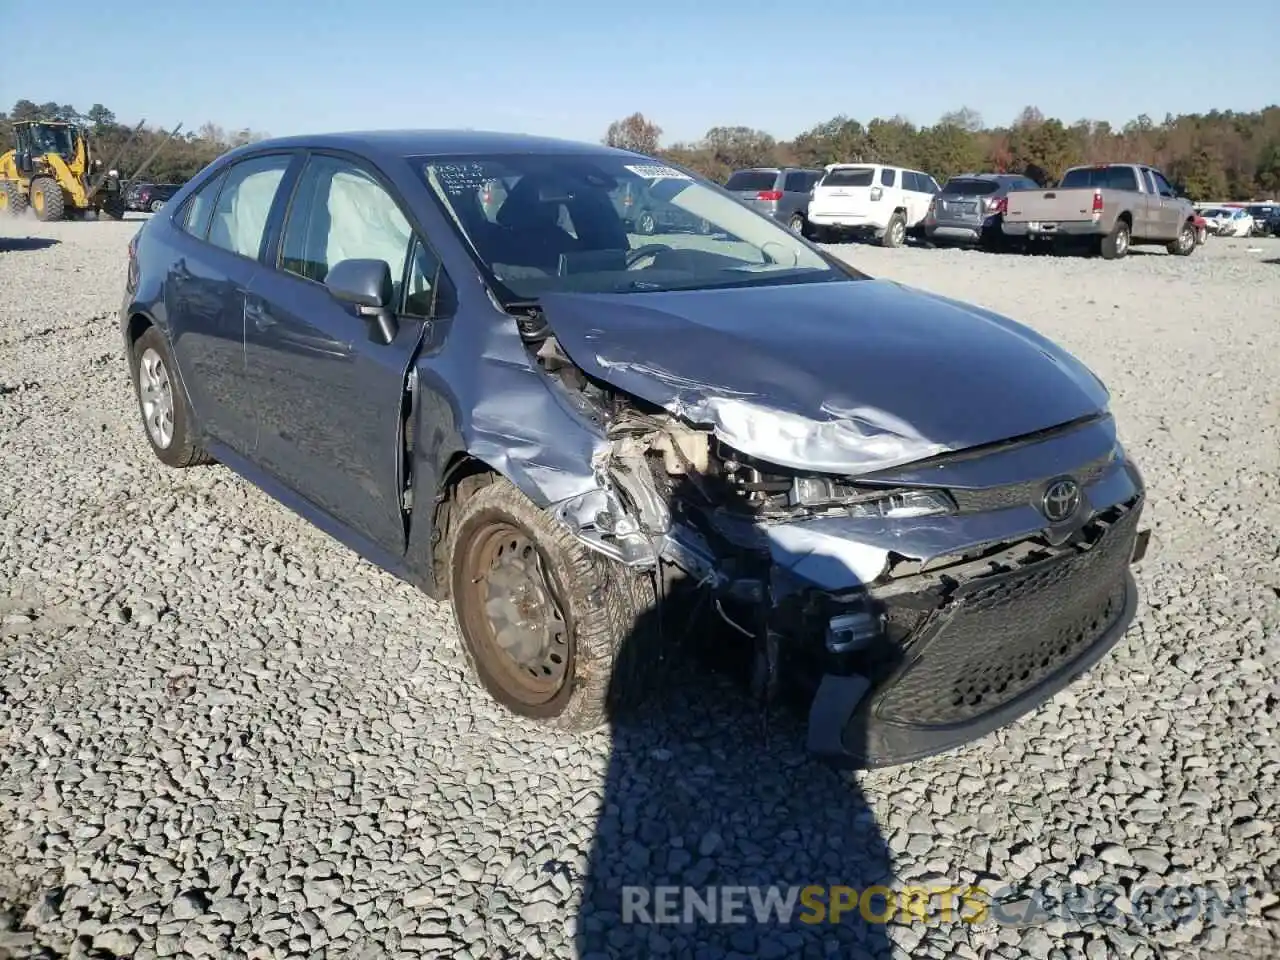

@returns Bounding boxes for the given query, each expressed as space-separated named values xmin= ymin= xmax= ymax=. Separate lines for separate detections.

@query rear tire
xmin=1168 ymin=221 xmax=1196 ymax=256
xmin=1099 ymin=219 xmax=1130 ymax=259
xmin=880 ymin=211 xmax=906 ymax=248
xmin=0 ymin=181 xmax=28 ymax=217
xmin=130 ymin=326 xmax=210 ymax=468
xmin=448 ymin=477 xmax=660 ymax=731
xmin=635 ymin=210 xmax=656 ymax=236
xmin=788 ymin=213 xmax=806 ymax=235
xmin=31 ymin=179 xmax=64 ymax=222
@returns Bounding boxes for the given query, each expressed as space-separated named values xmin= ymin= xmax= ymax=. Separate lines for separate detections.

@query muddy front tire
xmin=448 ymin=476 xmax=659 ymax=731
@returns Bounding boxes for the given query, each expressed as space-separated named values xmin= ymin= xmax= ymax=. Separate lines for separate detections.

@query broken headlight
xmin=790 ymin=478 xmax=955 ymax=518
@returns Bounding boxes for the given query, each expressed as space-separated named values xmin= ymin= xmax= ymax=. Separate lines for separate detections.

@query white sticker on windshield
xmin=624 ymin=163 xmax=693 ymax=181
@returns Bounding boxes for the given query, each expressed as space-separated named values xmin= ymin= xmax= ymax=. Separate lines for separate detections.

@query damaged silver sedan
xmin=121 ymin=131 xmax=1150 ymax=767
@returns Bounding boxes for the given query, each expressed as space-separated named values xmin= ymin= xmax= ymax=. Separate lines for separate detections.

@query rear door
xmin=809 ymin=165 xmax=880 ymax=222
xmin=902 ymin=171 xmax=937 ymax=225
xmin=241 ymin=150 xmax=443 ymax=555
xmin=781 ymin=170 xmax=819 ymax=222
xmin=165 ymin=152 xmax=297 ymax=455
xmin=1147 ymin=169 xmax=1182 ymax=239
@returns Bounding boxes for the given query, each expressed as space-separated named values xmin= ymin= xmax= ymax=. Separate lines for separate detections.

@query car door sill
xmin=203 ymin=438 xmax=420 ymax=590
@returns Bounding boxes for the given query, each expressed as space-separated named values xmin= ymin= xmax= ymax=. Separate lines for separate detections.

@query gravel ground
xmin=1 ymin=216 xmax=1277 ymax=960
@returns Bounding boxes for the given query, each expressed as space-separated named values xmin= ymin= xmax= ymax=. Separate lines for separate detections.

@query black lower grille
xmin=875 ymin=504 xmax=1140 ymax=727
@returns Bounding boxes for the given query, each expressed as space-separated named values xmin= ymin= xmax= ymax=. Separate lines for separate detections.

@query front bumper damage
xmin=551 ymin=409 xmax=1151 ymax=768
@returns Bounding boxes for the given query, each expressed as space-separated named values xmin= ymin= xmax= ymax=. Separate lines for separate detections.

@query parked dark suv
xmin=924 ymin=173 xmax=1040 ymax=249
xmin=125 ymin=182 xmax=182 ymax=213
xmin=724 ymin=166 xmax=824 ymax=234
xmin=120 ymin=131 xmax=1149 ymax=767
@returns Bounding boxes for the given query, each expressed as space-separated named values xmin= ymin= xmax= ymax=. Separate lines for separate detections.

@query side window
xmin=783 ymin=171 xmax=807 ymax=193
xmin=279 ymin=155 xmax=412 ymax=290
xmin=880 ymin=168 xmax=897 ymax=188
xmin=181 ymin=171 xmax=227 ymax=240
xmin=1140 ymin=169 xmax=1156 ymax=194
xmin=903 ymin=171 xmax=920 ymax=192
xmin=206 ymin=154 xmax=292 ymax=258
xmin=1151 ymin=170 xmax=1176 ymax=198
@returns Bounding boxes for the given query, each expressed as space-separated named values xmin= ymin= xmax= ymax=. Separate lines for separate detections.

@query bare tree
xmin=604 ymin=112 xmax=662 ymax=155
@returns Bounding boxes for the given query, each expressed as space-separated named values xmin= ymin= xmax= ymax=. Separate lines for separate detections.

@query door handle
xmin=244 ymin=300 xmax=273 ymax=331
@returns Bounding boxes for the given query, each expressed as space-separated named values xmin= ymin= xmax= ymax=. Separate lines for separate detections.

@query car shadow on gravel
xmin=575 ymin=600 xmax=895 ymax=960
xmin=0 ymin=237 xmax=60 ymax=253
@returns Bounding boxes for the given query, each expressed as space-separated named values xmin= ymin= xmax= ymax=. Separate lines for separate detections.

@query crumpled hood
xmin=539 ymin=278 xmax=1110 ymax=475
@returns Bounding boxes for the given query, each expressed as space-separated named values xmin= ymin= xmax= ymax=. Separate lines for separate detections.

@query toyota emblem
xmin=1041 ymin=477 xmax=1081 ymax=523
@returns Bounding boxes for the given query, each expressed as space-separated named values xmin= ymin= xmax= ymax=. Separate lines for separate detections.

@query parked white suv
xmin=807 ymin=163 xmax=940 ymax=246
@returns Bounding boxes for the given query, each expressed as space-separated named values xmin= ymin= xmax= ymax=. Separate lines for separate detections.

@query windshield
xmin=31 ymin=124 xmax=76 ymax=157
xmin=820 ymin=167 xmax=876 ymax=188
xmin=420 ymin=154 xmax=847 ymax=300
xmin=941 ymin=178 xmax=999 ymax=196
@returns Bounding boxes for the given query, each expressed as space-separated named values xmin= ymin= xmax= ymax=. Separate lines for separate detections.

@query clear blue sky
xmin=4 ymin=0 xmax=1277 ymax=144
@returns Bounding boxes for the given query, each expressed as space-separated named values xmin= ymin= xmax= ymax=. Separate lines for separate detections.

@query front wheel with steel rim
xmin=131 ymin=326 xmax=210 ymax=468
xmin=1168 ymin=221 xmax=1196 ymax=256
xmin=448 ymin=476 xmax=660 ymax=730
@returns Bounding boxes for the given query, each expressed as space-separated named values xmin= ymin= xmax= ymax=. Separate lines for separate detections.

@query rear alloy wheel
xmin=130 ymin=326 xmax=210 ymax=468
xmin=30 ymin=179 xmax=64 ymax=222
xmin=880 ymin=212 xmax=906 ymax=248
xmin=449 ymin=477 xmax=659 ymax=730
xmin=1168 ymin=221 xmax=1196 ymax=256
xmin=635 ymin=210 xmax=656 ymax=236
xmin=788 ymin=213 xmax=806 ymax=235
xmin=149 ymin=198 xmax=165 ymax=213
xmin=1100 ymin=219 xmax=1130 ymax=259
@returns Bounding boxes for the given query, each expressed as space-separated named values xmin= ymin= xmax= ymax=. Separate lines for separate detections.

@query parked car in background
xmin=613 ymin=177 xmax=712 ymax=235
xmin=724 ymin=166 xmax=824 ymax=235
xmin=1199 ymin=206 xmax=1255 ymax=237
xmin=807 ymin=163 xmax=940 ymax=247
xmin=924 ymin=173 xmax=1040 ymax=250
xmin=119 ymin=130 xmax=1149 ymax=768
xmin=1002 ymin=163 xmax=1198 ymax=259
xmin=1244 ymin=203 xmax=1280 ymax=236
xmin=125 ymin=182 xmax=182 ymax=213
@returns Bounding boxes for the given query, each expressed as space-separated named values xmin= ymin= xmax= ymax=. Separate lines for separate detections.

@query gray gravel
xmin=1 ymin=217 xmax=1277 ymax=960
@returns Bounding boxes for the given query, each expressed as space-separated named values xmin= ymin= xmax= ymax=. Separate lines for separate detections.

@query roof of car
xmin=238 ymin=129 xmax=636 ymax=160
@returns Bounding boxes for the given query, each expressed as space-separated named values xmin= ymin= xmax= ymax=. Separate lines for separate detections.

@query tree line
xmin=6 ymin=97 xmax=1277 ymax=200
xmin=607 ymin=106 xmax=1280 ymax=200
xmin=0 ymin=99 xmax=268 ymax=185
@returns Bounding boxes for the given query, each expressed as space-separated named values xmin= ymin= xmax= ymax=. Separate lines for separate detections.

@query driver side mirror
xmin=325 ymin=258 xmax=399 ymax=345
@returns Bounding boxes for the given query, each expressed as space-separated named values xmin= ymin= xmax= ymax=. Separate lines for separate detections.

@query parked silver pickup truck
xmin=1003 ymin=163 xmax=1199 ymax=259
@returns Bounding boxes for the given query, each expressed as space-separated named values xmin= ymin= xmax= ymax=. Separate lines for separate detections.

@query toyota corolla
xmin=120 ymin=131 xmax=1150 ymax=766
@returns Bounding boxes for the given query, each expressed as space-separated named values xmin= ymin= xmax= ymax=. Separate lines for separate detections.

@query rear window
xmin=1059 ymin=166 xmax=1140 ymax=191
xmin=821 ymin=167 xmax=876 ymax=188
xmin=941 ymin=178 xmax=999 ymax=196
xmin=725 ymin=170 xmax=778 ymax=192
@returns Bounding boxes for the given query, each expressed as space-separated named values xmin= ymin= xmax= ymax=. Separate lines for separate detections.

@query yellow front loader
xmin=0 ymin=118 xmax=181 ymax=222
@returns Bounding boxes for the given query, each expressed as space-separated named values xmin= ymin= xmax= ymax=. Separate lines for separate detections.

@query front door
xmin=242 ymin=152 xmax=442 ymax=555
